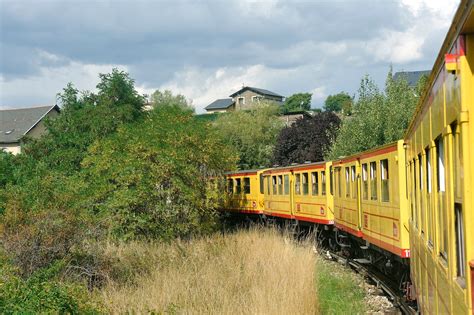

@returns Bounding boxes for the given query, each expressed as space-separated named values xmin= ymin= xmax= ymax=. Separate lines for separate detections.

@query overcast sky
xmin=0 ymin=0 xmax=459 ymax=113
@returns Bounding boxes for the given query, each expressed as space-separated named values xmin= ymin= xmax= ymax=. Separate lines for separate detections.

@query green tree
xmin=151 ymin=89 xmax=193 ymax=112
xmin=323 ymin=92 xmax=352 ymax=114
xmin=282 ymin=93 xmax=312 ymax=113
xmin=214 ymin=102 xmax=284 ymax=169
xmin=327 ymin=69 xmax=419 ymax=159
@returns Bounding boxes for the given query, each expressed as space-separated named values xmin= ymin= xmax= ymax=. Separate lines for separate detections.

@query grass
xmin=315 ymin=257 xmax=366 ymax=314
xmin=101 ymin=228 xmax=318 ymax=314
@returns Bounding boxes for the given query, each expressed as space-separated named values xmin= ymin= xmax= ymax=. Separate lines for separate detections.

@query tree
xmin=273 ymin=112 xmax=340 ymax=166
xmin=281 ymin=93 xmax=312 ymax=113
xmin=326 ymin=69 xmax=419 ymax=160
xmin=323 ymin=92 xmax=352 ymax=114
xmin=151 ymin=89 xmax=194 ymax=112
xmin=213 ymin=102 xmax=284 ymax=169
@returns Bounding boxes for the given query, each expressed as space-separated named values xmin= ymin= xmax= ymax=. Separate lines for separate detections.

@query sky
xmin=0 ymin=0 xmax=459 ymax=113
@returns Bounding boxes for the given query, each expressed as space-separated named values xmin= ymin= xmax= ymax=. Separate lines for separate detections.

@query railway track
xmin=322 ymin=250 xmax=417 ymax=315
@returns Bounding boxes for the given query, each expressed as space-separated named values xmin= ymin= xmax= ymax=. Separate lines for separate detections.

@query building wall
xmin=26 ymin=109 xmax=59 ymax=139
xmin=0 ymin=143 xmax=21 ymax=155
xmin=233 ymin=90 xmax=283 ymax=110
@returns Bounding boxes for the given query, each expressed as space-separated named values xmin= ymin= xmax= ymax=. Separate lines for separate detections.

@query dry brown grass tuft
xmin=101 ymin=228 xmax=318 ymax=314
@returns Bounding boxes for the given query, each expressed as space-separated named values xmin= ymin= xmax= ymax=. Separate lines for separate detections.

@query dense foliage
xmin=0 ymin=70 xmax=236 ymax=313
xmin=273 ymin=112 xmax=340 ymax=166
xmin=281 ymin=93 xmax=312 ymax=113
xmin=214 ymin=103 xmax=284 ymax=169
xmin=323 ymin=91 xmax=352 ymax=114
xmin=327 ymin=69 xmax=427 ymax=159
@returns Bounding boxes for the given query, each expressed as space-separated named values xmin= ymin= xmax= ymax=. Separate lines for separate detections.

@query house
xmin=393 ymin=70 xmax=430 ymax=88
xmin=279 ymin=110 xmax=312 ymax=127
xmin=0 ymin=105 xmax=60 ymax=154
xmin=205 ymin=86 xmax=284 ymax=113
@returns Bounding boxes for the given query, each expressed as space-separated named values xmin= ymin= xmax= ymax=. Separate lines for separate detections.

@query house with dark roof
xmin=205 ymin=86 xmax=284 ymax=113
xmin=0 ymin=105 xmax=60 ymax=154
xmin=393 ymin=70 xmax=430 ymax=87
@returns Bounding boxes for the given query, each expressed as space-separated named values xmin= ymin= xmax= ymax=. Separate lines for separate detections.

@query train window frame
xmin=227 ymin=178 xmax=234 ymax=193
xmin=351 ymin=165 xmax=356 ymax=199
xmin=266 ymin=176 xmax=271 ymax=195
xmin=370 ymin=161 xmax=377 ymax=201
xmin=235 ymin=178 xmax=242 ymax=194
xmin=380 ymin=159 xmax=389 ymax=202
xmin=311 ymin=171 xmax=319 ymax=196
xmin=321 ymin=171 xmax=326 ymax=195
xmin=244 ymin=177 xmax=251 ymax=194
xmin=295 ymin=173 xmax=301 ymax=195
xmin=362 ymin=163 xmax=368 ymax=200
xmin=277 ymin=175 xmax=283 ymax=195
xmin=337 ymin=168 xmax=342 ymax=198
xmin=418 ymin=154 xmax=425 ymax=235
xmin=345 ymin=167 xmax=350 ymax=198
xmin=259 ymin=174 xmax=264 ymax=194
xmin=413 ymin=158 xmax=418 ymax=229
xmin=284 ymin=174 xmax=290 ymax=195
xmin=330 ymin=166 xmax=334 ymax=196
xmin=272 ymin=176 xmax=277 ymax=195
xmin=302 ymin=173 xmax=309 ymax=195
xmin=426 ymin=147 xmax=433 ymax=247
xmin=435 ymin=136 xmax=448 ymax=262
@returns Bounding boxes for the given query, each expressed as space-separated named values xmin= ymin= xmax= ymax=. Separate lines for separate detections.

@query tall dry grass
xmin=101 ymin=228 xmax=318 ymax=314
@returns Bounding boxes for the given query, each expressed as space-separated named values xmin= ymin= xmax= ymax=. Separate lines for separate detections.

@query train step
xmin=353 ymin=258 xmax=371 ymax=264
xmin=339 ymin=243 xmax=351 ymax=248
xmin=360 ymin=245 xmax=369 ymax=250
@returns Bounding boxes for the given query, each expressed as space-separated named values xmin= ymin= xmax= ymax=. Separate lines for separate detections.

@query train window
xmin=295 ymin=174 xmax=301 ymax=194
xmin=452 ymin=124 xmax=465 ymax=280
xmin=312 ymin=172 xmax=319 ymax=195
xmin=260 ymin=174 xmax=264 ymax=194
xmin=436 ymin=137 xmax=448 ymax=261
xmin=418 ymin=154 xmax=425 ymax=234
xmin=426 ymin=148 xmax=433 ymax=246
xmin=235 ymin=178 xmax=242 ymax=194
xmin=321 ymin=171 xmax=326 ymax=195
xmin=227 ymin=178 xmax=234 ymax=193
xmin=278 ymin=175 xmax=283 ymax=195
xmin=272 ymin=176 xmax=277 ymax=195
xmin=284 ymin=175 xmax=289 ymax=195
xmin=337 ymin=168 xmax=342 ymax=198
xmin=413 ymin=159 xmax=418 ymax=229
xmin=381 ymin=159 xmax=389 ymax=202
xmin=302 ymin=173 xmax=309 ymax=195
xmin=267 ymin=176 xmax=271 ymax=195
xmin=244 ymin=177 xmax=251 ymax=194
xmin=330 ymin=166 xmax=334 ymax=196
xmin=370 ymin=161 xmax=377 ymax=200
xmin=345 ymin=167 xmax=350 ymax=198
xmin=362 ymin=164 xmax=368 ymax=200
xmin=351 ymin=165 xmax=356 ymax=199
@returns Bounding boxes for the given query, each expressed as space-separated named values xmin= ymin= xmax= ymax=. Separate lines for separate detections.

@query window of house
xmin=351 ymin=165 xmax=356 ymax=199
xmin=238 ymin=97 xmax=245 ymax=105
xmin=244 ymin=177 xmax=251 ymax=194
xmin=370 ymin=161 xmax=377 ymax=200
xmin=321 ymin=171 xmax=326 ymax=195
xmin=436 ymin=137 xmax=448 ymax=261
xmin=345 ymin=167 xmax=350 ymax=198
xmin=252 ymin=95 xmax=263 ymax=103
xmin=311 ymin=172 xmax=319 ymax=195
xmin=272 ymin=176 xmax=277 ymax=195
xmin=381 ymin=159 xmax=389 ymax=202
xmin=302 ymin=173 xmax=309 ymax=195
xmin=227 ymin=178 xmax=234 ymax=193
xmin=295 ymin=174 xmax=301 ymax=194
xmin=284 ymin=174 xmax=289 ymax=195
xmin=235 ymin=178 xmax=242 ymax=194
xmin=362 ymin=164 xmax=368 ymax=200
xmin=277 ymin=175 xmax=283 ymax=195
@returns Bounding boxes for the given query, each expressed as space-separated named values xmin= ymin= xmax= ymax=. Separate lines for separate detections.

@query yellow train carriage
xmin=333 ymin=141 xmax=410 ymax=259
xmin=405 ymin=1 xmax=474 ymax=313
xmin=262 ymin=162 xmax=334 ymax=225
xmin=224 ymin=169 xmax=266 ymax=215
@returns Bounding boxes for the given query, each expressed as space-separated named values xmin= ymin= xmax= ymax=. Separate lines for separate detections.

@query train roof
xmin=405 ymin=0 xmax=474 ymax=138
xmin=225 ymin=168 xmax=269 ymax=176
xmin=262 ymin=161 xmax=326 ymax=175
xmin=332 ymin=141 xmax=400 ymax=165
